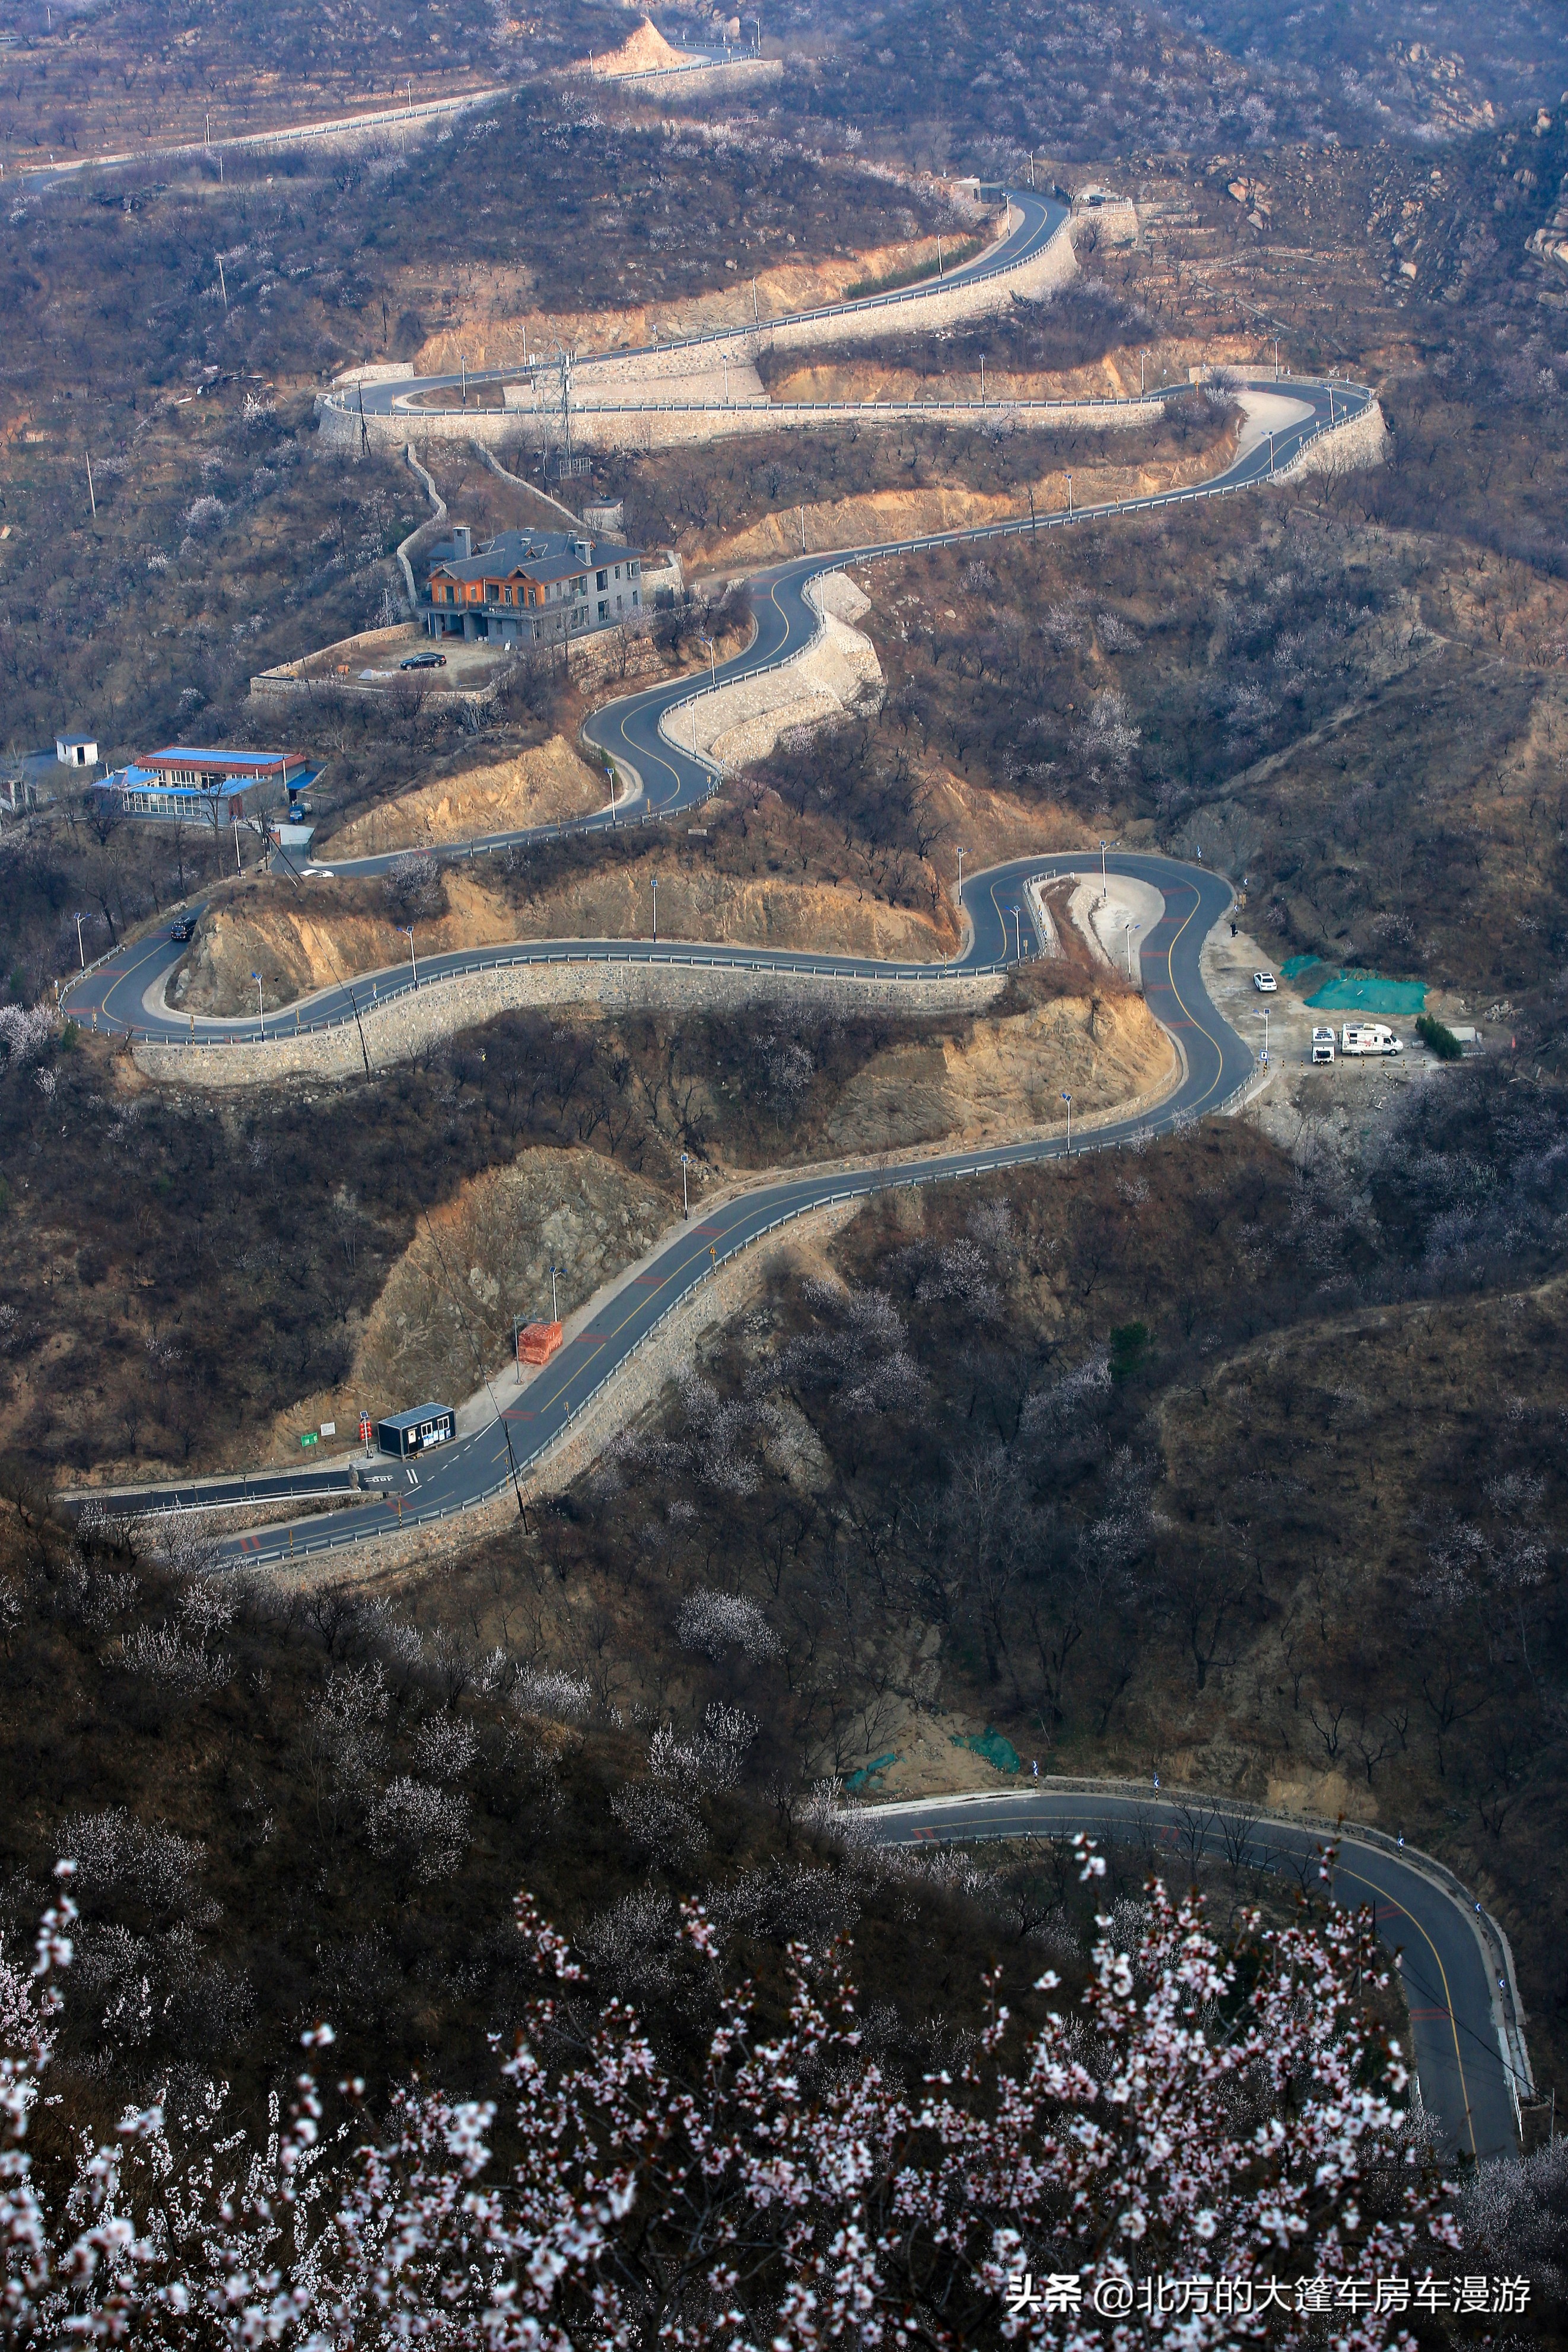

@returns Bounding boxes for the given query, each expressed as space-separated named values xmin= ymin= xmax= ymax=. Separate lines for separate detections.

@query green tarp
xmin=1303 ymin=969 xmax=1427 ymax=1016
xmin=950 ymin=1727 xmax=1021 ymax=1774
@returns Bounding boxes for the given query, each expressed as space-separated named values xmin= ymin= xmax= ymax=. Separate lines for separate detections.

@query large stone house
xmin=422 ymin=526 xmax=645 ymax=648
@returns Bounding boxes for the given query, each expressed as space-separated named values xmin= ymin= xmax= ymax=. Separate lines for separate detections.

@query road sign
xmin=300 ymin=1431 xmax=318 ymax=1448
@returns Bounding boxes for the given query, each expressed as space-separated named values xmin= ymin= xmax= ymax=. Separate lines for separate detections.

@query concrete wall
xmin=135 ymin=955 xmax=1004 ymax=1087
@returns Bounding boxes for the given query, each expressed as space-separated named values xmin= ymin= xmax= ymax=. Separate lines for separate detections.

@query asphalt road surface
xmin=860 ymin=1787 xmax=1526 ymax=2162
xmin=68 ymin=846 xmax=1249 ymax=1556
xmin=61 ymin=361 xmax=1367 ymax=1046
xmin=346 ymin=193 xmax=1073 ymax=415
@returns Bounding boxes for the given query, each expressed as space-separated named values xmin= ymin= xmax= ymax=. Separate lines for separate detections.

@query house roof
xmin=379 ymin=1402 xmax=454 ymax=1431
xmin=427 ymin=527 xmax=643 ymax=589
xmin=56 ymin=733 xmax=97 ymax=746
xmin=145 ymin=746 xmax=297 ymax=772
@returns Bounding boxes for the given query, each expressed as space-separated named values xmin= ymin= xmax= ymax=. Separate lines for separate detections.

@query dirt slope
xmin=593 ymin=17 xmax=687 ymax=73
xmin=171 ymin=867 xmax=954 ymax=1017
xmin=320 ymin=738 xmax=607 ymax=859
xmin=272 ymin=1147 xmax=672 ymax=1453
xmin=689 ymin=425 xmax=1241 ymax=570
xmin=820 ymin=982 xmax=1173 ymax=1156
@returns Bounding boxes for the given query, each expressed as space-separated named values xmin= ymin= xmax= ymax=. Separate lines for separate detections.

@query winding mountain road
xmin=860 ymin=1787 xmax=1530 ymax=2162
xmin=52 ymin=189 xmax=1519 ymax=2165
xmin=344 ymin=192 xmax=1074 ymax=418
xmin=73 ymin=847 xmax=1248 ymax=1555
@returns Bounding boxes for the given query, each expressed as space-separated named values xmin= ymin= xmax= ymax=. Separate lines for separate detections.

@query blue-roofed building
xmin=94 ymin=745 xmax=322 ymax=824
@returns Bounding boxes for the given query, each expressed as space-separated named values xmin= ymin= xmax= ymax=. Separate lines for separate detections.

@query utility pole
xmin=937 ymin=233 xmax=943 ymax=277
xmin=460 ymin=352 xmax=467 ymax=406
xmin=680 ymin=1152 xmax=690 ymax=1218
xmin=251 ymin=971 xmax=265 ymax=1036
xmin=651 ymin=875 xmax=658 ymax=943
xmin=1061 ymin=1091 xmax=1073 ymax=1152
xmin=798 ymin=503 xmax=805 ymax=551
xmin=956 ymin=847 xmax=965 ymax=904
xmin=1028 ymin=484 xmax=1036 ymax=535
xmin=979 ymin=353 xmax=985 ymax=403
xmin=1268 ymin=430 xmax=1275 ymax=476
xmin=1067 ymin=472 xmax=1073 ymax=517
xmin=358 ymin=384 xmax=370 ymax=456
xmin=84 ymin=453 xmax=96 ymax=519
xmin=234 ymin=816 xmax=242 ymax=872
xmin=217 ymin=255 xmax=228 ymax=317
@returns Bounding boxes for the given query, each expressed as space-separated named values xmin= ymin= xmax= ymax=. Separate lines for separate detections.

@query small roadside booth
xmin=376 ymin=1403 xmax=455 ymax=1459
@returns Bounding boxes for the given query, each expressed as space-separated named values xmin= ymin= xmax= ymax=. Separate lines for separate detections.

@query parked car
xmin=169 ymin=916 xmax=197 ymax=943
xmin=400 ymin=651 xmax=447 ymax=670
xmin=1311 ymin=1026 xmax=1335 ymax=1064
xmin=1253 ymin=970 xmax=1277 ymax=993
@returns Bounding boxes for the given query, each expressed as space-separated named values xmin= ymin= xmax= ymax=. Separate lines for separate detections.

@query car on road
xmin=399 ymin=651 xmax=447 ymax=670
xmin=169 ymin=916 xmax=198 ymax=942
xmin=1253 ymin=970 xmax=1277 ymax=993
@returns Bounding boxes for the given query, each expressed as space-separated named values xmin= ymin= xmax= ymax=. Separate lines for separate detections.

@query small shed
xmin=56 ymin=733 xmax=98 ymax=768
xmin=376 ymin=1402 xmax=455 ymax=1458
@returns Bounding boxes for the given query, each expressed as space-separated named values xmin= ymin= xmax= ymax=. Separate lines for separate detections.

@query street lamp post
xmin=651 ymin=876 xmax=659 ymax=944
xmin=251 ymin=971 xmax=265 ymax=1037
xmin=697 ymin=632 xmax=717 ymax=686
xmin=550 ymin=1265 xmax=561 ymax=1323
xmin=1011 ymin=906 xmax=1023 ymax=962
xmin=396 ymin=924 xmax=418 ymax=986
xmin=956 ymin=847 xmax=966 ymax=905
xmin=681 ymin=1152 xmax=690 ymax=1218
xmin=72 ymin=911 xmax=87 ymax=969
xmin=1062 ymin=1091 xmax=1073 ymax=1152
xmin=1258 ymin=1009 xmax=1270 ymax=1064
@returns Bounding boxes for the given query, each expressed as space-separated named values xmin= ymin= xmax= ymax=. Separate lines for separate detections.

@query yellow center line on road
xmin=1154 ymin=882 xmax=1227 ymax=1113
xmin=1334 ymin=1856 xmax=1479 ymax=2159
xmin=517 ymin=1231 xmax=733 ymax=1417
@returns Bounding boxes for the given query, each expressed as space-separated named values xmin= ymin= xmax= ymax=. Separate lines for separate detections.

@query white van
xmin=1340 ymin=1023 xmax=1404 ymax=1057
xmin=1311 ymin=1027 xmax=1335 ymax=1064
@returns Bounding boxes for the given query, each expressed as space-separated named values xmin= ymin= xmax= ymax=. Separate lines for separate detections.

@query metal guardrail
xmin=854 ymin=1772 xmax=1535 ymax=2132
xmin=328 ymin=201 xmax=1051 ymax=401
xmin=236 ymin=1016 xmax=1255 ymax=1565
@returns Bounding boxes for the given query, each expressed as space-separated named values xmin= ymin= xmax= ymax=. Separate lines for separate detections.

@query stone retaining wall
xmin=135 ymin=957 xmax=1004 ymax=1087
xmin=315 ymin=211 xmax=1084 ymax=455
xmin=1276 ymin=398 xmax=1389 ymax=482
